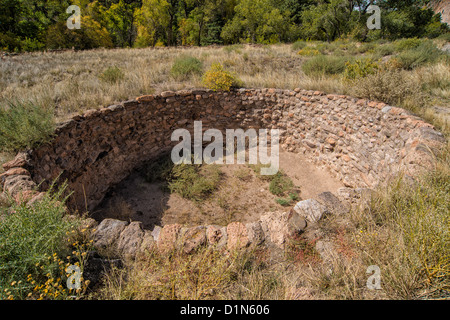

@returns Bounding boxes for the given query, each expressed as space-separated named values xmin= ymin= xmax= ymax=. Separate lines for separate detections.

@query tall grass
xmin=0 ymin=100 xmax=55 ymax=152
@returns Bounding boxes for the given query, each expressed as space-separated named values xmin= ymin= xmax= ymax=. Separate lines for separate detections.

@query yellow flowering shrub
xmin=201 ymin=63 xmax=243 ymax=91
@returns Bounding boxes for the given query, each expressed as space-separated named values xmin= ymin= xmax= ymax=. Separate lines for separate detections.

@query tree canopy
xmin=0 ymin=0 xmax=447 ymax=51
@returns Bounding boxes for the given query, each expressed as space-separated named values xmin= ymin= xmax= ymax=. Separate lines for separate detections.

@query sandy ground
xmin=91 ymin=150 xmax=343 ymax=229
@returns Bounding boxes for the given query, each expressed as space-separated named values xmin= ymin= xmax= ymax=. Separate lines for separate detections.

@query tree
xmin=221 ymin=0 xmax=293 ymax=44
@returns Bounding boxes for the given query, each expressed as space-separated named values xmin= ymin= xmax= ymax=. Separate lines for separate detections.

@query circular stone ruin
xmin=1 ymin=88 xmax=446 ymax=258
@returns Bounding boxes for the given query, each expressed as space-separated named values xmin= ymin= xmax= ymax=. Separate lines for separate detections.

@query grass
xmin=168 ymin=163 xmax=223 ymax=203
xmin=302 ymin=55 xmax=352 ymax=77
xmin=0 ymin=100 xmax=55 ymax=152
xmin=170 ymin=55 xmax=203 ymax=80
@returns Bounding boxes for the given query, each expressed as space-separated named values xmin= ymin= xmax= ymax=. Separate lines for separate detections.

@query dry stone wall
xmin=1 ymin=88 xmax=446 ymax=257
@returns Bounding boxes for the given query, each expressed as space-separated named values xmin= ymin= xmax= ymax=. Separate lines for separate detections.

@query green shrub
xmin=394 ymin=37 xmax=424 ymax=51
xmin=170 ymin=55 xmax=203 ymax=80
xmin=395 ymin=41 xmax=442 ymax=70
xmin=297 ymin=47 xmax=320 ymax=56
xmin=302 ymin=55 xmax=351 ymax=76
xmin=268 ymin=172 xmax=295 ymax=196
xmin=292 ymin=40 xmax=307 ymax=51
xmin=374 ymin=44 xmax=396 ymax=57
xmin=343 ymin=58 xmax=379 ymax=81
xmin=352 ymin=69 xmax=427 ymax=111
xmin=0 ymin=100 xmax=55 ymax=152
xmin=202 ymin=63 xmax=243 ymax=91
xmin=99 ymin=66 xmax=125 ymax=84
xmin=168 ymin=164 xmax=223 ymax=202
xmin=0 ymin=184 xmax=82 ymax=299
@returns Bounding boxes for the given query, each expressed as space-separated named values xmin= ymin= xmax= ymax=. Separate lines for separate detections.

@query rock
xmin=227 ymin=222 xmax=249 ymax=250
xmin=286 ymin=210 xmax=307 ymax=235
xmin=151 ymin=225 xmax=162 ymax=242
xmin=181 ymin=226 xmax=207 ymax=254
xmin=93 ymin=219 xmax=129 ymax=254
xmin=245 ymin=222 xmax=265 ymax=246
xmin=293 ymin=199 xmax=328 ymax=223
xmin=206 ymin=225 xmax=227 ymax=248
xmin=157 ymin=224 xmax=182 ymax=252
xmin=3 ymin=175 xmax=36 ymax=197
xmin=0 ymin=167 xmax=30 ymax=183
xmin=259 ymin=211 xmax=304 ymax=248
xmin=2 ymin=152 xmax=29 ymax=171
xmin=316 ymin=191 xmax=349 ymax=216
xmin=139 ymin=230 xmax=155 ymax=254
xmin=117 ymin=221 xmax=145 ymax=260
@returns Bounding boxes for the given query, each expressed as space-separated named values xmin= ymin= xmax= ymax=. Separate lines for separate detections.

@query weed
xmin=0 ymin=100 xmax=55 ymax=152
xmin=170 ymin=55 xmax=203 ymax=80
xmin=99 ymin=66 xmax=125 ymax=84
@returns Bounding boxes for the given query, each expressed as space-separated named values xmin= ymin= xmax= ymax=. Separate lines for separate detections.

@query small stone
xmin=316 ymin=191 xmax=349 ymax=216
xmin=227 ymin=222 xmax=249 ymax=250
xmin=293 ymin=199 xmax=327 ymax=223
xmin=206 ymin=225 xmax=227 ymax=248
xmin=158 ymin=224 xmax=182 ymax=252
xmin=181 ymin=226 xmax=206 ymax=254
xmin=117 ymin=221 xmax=145 ymax=260
xmin=93 ymin=219 xmax=129 ymax=253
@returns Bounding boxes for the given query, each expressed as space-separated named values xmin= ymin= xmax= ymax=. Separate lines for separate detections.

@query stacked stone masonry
xmin=1 ymin=88 xmax=446 ymax=257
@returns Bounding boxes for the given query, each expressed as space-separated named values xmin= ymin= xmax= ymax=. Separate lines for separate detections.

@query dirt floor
xmin=91 ymin=150 xmax=344 ymax=229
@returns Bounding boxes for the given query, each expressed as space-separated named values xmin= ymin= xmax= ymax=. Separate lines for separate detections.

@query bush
xmin=168 ymin=164 xmax=223 ymax=202
xmin=343 ymin=58 xmax=379 ymax=81
xmin=394 ymin=38 xmax=424 ymax=51
xmin=374 ymin=44 xmax=396 ymax=57
xmin=302 ymin=55 xmax=351 ymax=76
xmin=202 ymin=63 xmax=243 ymax=91
xmin=297 ymin=47 xmax=320 ymax=56
xmin=0 ymin=100 xmax=55 ymax=152
xmin=170 ymin=55 xmax=203 ymax=80
xmin=99 ymin=66 xmax=125 ymax=84
xmin=352 ymin=69 xmax=427 ymax=111
xmin=0 ymin=184 xmax=84 ymax=299
xmin=292 ymin=40 xmax=307 ymax=51
xmin=395 ymin=41 xmax=442 ymax=70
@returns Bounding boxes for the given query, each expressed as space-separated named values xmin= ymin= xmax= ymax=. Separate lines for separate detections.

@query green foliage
xmin=297 ymin=47 xmax=320 ymax=56
xmin=0 ymin=100 xmax=55 ymax=152
xmin=0 ymin=183 xmax=80 ymax=299
xmin=395 ymin=41 xmax=443 ymax=70
xmin=0 ymin=0 xmax=449 ymax=51
xmin=168 ymin=164 xmax=223 ymax=202
xmin=99 ymin=66 xmax=125 ymax=84
xmin=45 ymin=18 xmax=113 ymax=50
xmin=352 ymin=69 xmax=427 ymax=111
xmin=292 ymin=40 xmax=307 ymax=51
xmin=268 ymin=171 xmax=295 ymax=196
xmin=343 ymin=58 xmax=379 ymax=81
xmin=170 ymin=55 xmax=203 ymax=80
xmin=302 ymin=55 xmax=351 ymax=76
xmin=202 ymin=63 xmax=243 ymax=91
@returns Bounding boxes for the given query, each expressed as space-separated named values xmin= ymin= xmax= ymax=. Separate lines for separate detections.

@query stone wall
xmin=1 ymin=88 xmax=446 ymax=214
